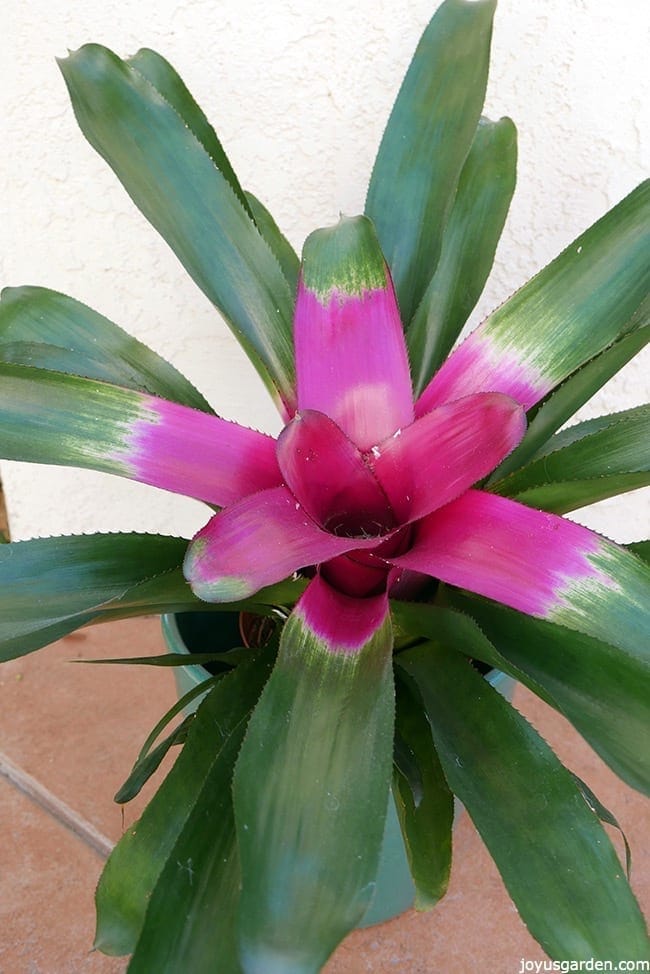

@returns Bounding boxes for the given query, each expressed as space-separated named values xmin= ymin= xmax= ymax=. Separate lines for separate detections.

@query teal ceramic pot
xmin=161 ymin=610 xmax=516 ymax=928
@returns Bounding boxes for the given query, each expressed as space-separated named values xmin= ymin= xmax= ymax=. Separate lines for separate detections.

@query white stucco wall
xmin=1 ymin=0 xmax=648 ymax=542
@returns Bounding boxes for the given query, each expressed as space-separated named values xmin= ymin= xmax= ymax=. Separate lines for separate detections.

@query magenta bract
xmin=174 ymin=214 xmax=620 ymax=653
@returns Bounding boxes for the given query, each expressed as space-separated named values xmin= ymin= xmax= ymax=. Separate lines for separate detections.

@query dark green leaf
xmin=79 ymin=650 xmax=251 ymax=667
xmin=0 ymin=528 xmax=305 ymax=661
xmin=365 ymin=0 xmax=496 ymax=323
xmin=98 ymin=573 xmax=305 ymax=625
xmin=0 ymin=533 xmax=190 ymax=662
xmin=492 ymin=404 xmax=650 ymax=513
xmin=490 ymin=324 xmax=650 ymax=480
xmin=123 ymin=49 xmax=299 ymax=294
xmin=95 ymin=652 xmax=272 ymax=956
xmin=408 ymin=115 xmax=517 ymax=394
xmin=126 ymin=48 xmax=253 ymax=218
xmin=0 ymin=286 xmax=212 ymax=411
xmin=58 ymin=45 xmax=296 ymax=412
xmin=449 ymin=592 xmax=650 ymax=796
xmin=399 ymin=643 xmax=649 ymax=960
xmin=627 ymin=540 xmax=650 ymax=564
xmin=393 ymin=671 xmax=453 ymax=909
xmin=570 ymin=773 xmax=632 ymax=878
xmin=392 ymin=599 xmax=551 ymax=698
xmin=133 ymin=675 xmax=224 ymax=765
xmin=245 ymin=192 xmax=300 ymax=294
xmin=114 ymin=712 xmax=195 ymax=805
xmin=126 ymin=720 xmax=247 ymax=973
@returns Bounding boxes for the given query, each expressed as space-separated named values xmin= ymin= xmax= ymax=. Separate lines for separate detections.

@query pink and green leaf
xmin=398 ymin=643 xmax=649 ymax=959
xmin=233 ymin=577 xmax=395 ymax=973
xmin=491 ymin=404 xmax=650 ymax=513
xmin=0 ymin=363 xmax=281 ymax=506
xmin=365 ymin=0 xmax=497 ymax=324
xmin=295 ymin=215 xmax=413 ymax=450
xmin=184 ymin=485 xmax=386 ymax=603
xmin=391 ymin=490 xmax=650 ymax=656
xmin=59 ymin=44 xmax=296 ymax=415
xmin=417 ymin=180 xmax=650 ymax=415
xmin=0 ymin=286 xmax=213 ymax=412
xmin=407 ymin=115 xmax=518 ymax=395
xmin=489 ymin=324 xmax=650 ymax=481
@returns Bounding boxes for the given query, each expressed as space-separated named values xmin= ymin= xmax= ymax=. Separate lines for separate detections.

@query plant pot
xmin=161 ymin=610 xmax=515 ymax=928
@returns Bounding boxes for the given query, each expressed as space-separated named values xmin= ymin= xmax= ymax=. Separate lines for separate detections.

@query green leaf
xmin=398 ymin=643 xmax=649 ymax=960
xmin=0 ymin=529 xmax=306 ymax=661
xmin=447 ymin=593 xmax=650 ymax=796
xmin=392 ymin=598 xmax=556 ymax=705
xmin=134 ymin=676 xmax=221 ymax=765
xmin=114 ymin=673 xmax=229 ymax=804
xmin=393 ymin=672 xmax=453 ymax=909
xmin=492 ymin=404 xmax=650 ymax=513
xmin=479 ymin=180 xmax=650 ymax=394
xmin=126 ymin=48 xmax=253 ymax=218
xmin=79 ymin=650 xmax=252 ymax=667
xmin=489 ymin=324 xmax=650 ymax=480
xmin=58 ymin=45 xmax=296 ymax=413
xmin=627 ymin=540 xmax=650 ymax=565
xmin=232 ymin=597 xmax=395 ymax=973
xmin=95 ymin=653 xmax=272 ymax=957
xmin=124 ymin=49 xmax=299 ymax=294
xmin=245 ymin=192 xmax=300 ymax=294
xmin=570 ymin=773 xmax=632 ymax=879
xmin=408 ymin=115 xmax=517 ymax=394
xmin=0 ymin=533 xmax=191 ymax=662
xmin=126 ymin=720 xmax=247 ymax=973
xmin=0 ymin=286 xmax=213 ymax=412
xmin=0 ymin=360 xmax=158 ymax=474
xmin=98 ymin=575 xmax=306 ymax=627
xmin=365 ymin=0 xmax=496 ymax=324
xmin=114 ymin=712 xmax=195 ymax=805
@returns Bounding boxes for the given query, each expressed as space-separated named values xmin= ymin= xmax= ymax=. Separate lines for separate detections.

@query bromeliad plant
xmin=1 ymin=0 xmax=649 ymax=969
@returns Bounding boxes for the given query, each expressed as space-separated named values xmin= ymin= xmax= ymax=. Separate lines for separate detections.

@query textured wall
xmin=1 ymin=0 xmax=648 ymax=541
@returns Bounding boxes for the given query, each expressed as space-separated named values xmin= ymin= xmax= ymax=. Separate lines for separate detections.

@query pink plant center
xmin=180 ymin=215 xmax=631 ymax=629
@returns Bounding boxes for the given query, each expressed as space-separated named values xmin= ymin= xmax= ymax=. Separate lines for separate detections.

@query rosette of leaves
xmin=0 ymin=0 xmax=648 ymax=970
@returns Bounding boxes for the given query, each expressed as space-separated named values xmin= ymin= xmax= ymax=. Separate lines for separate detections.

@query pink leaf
xmin=391 ymin=490 xmax=604 ymax=617
xmin=371 ymin=393 xmax=526 ymax=522
xmin=295 ymin=217 xmax=413 ymax=450
xmin=125 ymin=395 xmax=282 ymax=506
xmin=183 ymin=485 xmax=384 ymax=602
xmin=276 ymin=410 xmax=394 ymax=536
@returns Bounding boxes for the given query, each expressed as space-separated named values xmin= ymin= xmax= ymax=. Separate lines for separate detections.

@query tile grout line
xmin=0 ymin=750 xmax=115 ymax=860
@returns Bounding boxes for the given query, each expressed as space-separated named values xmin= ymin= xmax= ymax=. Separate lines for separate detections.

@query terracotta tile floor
xmin=0 ymin=486 xmax=647 ymax=972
